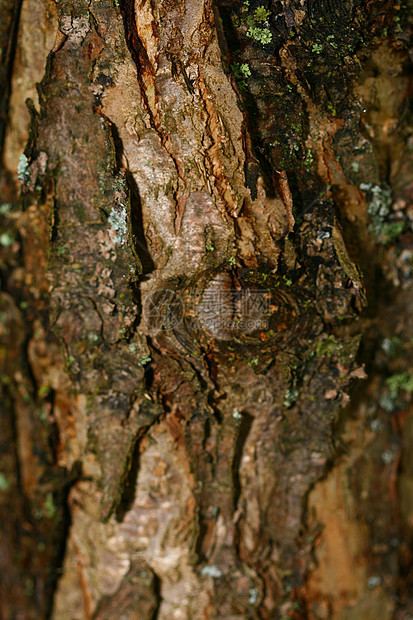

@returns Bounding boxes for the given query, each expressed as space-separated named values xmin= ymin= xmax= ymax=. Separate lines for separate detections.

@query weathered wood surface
xmin=0 ymin=0 xmax=412 ymax=618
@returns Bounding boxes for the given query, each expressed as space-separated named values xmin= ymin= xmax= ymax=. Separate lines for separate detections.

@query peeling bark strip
xmin=0 ymin=0 xmax=412 ymax=618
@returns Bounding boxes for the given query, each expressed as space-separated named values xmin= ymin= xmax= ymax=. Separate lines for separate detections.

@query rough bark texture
xmin=0 ymin=0 xmax=412 ymax=618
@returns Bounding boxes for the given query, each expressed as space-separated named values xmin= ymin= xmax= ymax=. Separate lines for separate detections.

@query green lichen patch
xmin=315 ymin=334 xmax=360 ymax=367
xmin=315 ymin=335 xmax=339 ymax=357
xmin=360 ymin=182 xmax=405 ymax=245
xmin=108 ymin=203 xmax=128 ymax=244
xmin=247 ymin=25 xmax=272 ymax=45
xmin=17 ymin=153 xmax=31 ymax=184
xmin=0 ymin=472 xmax=10 ymax=491
xmin=283 ymin=388 xmax=299 ymax=408
xmin=386 ymin=372 xmax=413 ymax=396
xmin=380 ymin=371 xmax=413 ymax=413
xmin=0 ymin=232 xmax=14 ymax=247
xmin=231 ymin=62 xmax=252 ymax=89
xmin=235 ymin=3 xmax=273 ymax=47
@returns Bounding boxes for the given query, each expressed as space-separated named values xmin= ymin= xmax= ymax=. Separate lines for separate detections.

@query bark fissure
xmin=231 ymin=410 xmax=253 ymax=512
xmin=0 ymin=0 xmax=23 ymax=152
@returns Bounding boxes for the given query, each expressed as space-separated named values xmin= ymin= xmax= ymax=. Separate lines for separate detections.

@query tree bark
xmin=1 ymin=0 xmax=412 ymax=618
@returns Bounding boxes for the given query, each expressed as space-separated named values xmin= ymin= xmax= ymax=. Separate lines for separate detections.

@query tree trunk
xmin=1 ymin=0 xmax=412 ymax=618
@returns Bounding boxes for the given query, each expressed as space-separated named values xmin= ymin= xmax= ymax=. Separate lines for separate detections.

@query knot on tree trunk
xmin=143 ymin=267 xmax=309 ymax=359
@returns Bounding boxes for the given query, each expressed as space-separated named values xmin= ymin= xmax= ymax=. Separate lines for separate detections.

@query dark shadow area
xmin=125 ymin=169 xmax=155 ymax=277
xmin=232 ymin=411 xmax=253 ymax=511
xmin=150 ymin=571 xmax=162 ymax=620
xmin=115 ymin=438 xmax=141 ymax=522
xmin=0 ymin=0 xmax=23 ymax=154
xmin=46 ymin=461 xmax=82 ymax=619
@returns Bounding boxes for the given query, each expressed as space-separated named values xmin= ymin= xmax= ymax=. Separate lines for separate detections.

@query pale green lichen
xmin=315 ymin=335 xmax=339 ymax=357
xmin=386 ymin=372 xmax=413 ymax=395
xmin=17 ymin=153 xmax=31 ymax=184
xmin=0 ymin=232 xmax=14 ymax=247
xmin=311 ymin=43 xmax=324 ymax=54
xmin=0 ymin=203 xmax=12 ymax=215
xmin=0 ymin=473 xmax=10 ymax=491
xmin=283 ymin=388 xmax=299 ymax=408
xmin=200 ymin=565 xmax=223 ymax=578
xmin=380 ymin=371 xmax=413 ymax=412
xmin=137 ymin=354 xmax=151 ymax=366
xmin=360 ymin=183 xmax=392 ymax=217
xmin=108 ymin=204 xmax=127 ymax=244
xmin=367 ymin=575 xmax=382 ymax=589
xmin=231 ymin=62 xmax=252 ymax=89
xmin=360 ymin=182 xmax=403 ymax=244
xmin=326 ymin=34 xmax=338 ymax=49
xmin=119 ymin=327 xmax=128 ymax=339
xmin=381 ymin=221 xmax=404 ymax=244
xmin=43 ymin=492 xmax=57 ymax=519
xmin=244 ymin=5 xmax=273 ymax=45
xmin=381 ymin=336 xmax=401 ymax=356
xmin=381 ymin=450 xmax=396 ymax=464
xmin=239 ymin=63 xmax=251 ymax=77
xmin=247 ymin=25 xmax=272 ymax=44
xmin=304 ymin=149 xmax=314 ymax=172
xmin=249 ymin=588 xmax=259 ymax=604
xmin=379 ymin=392 xmax=399 ymax=412
xmin=37 ymin=385 xmax=51 ymax=398
xmin=254 ymin=6 xmax=271 ymax=22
